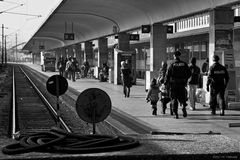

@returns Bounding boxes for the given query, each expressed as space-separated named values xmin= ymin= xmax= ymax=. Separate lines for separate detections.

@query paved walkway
xmin=25 ymin=63 xmax=240 ymax=142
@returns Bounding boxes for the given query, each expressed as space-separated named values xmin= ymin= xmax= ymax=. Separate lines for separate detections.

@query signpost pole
xmin=56 ymin=75 xmax=60 ymax=127
xmin=57 ymin=96 xmax=60 ymax=127
xmin=75 ymin=88 xmax=112 ymax=135
xmin=46 ymin=75 xmax=68 ymax=128
xmin=91 ymin=98 xmax=96 ymax=134
xmin=92 ymin=107 xmax=96 ymax=134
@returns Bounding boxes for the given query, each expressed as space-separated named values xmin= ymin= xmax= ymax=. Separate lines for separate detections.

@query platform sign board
xmin=129 ymin=34 xmax=140 ymax=41
xmin=215 ymin=30 xmax=233 ymax=50
xmin=46 ymin=75 xmax=68 ymax=96
xmin=64 ymin=33 xmax=75 ymax=40
xmin=39 ymin=45 xmax=45 ymax=50
xmin=76 ymin=88 xmax=111 ymax=123
xmin=141 ymin=25 xmax=151 ymax=33
xmin=167 ymin=25 xmax=174 ymax=33
xmin=234 ymin=16 xmax=240 ymax=22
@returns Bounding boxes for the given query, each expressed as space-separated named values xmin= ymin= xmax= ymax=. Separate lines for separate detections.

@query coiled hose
xmin=2 ymin=128 xmax=140 ymax=155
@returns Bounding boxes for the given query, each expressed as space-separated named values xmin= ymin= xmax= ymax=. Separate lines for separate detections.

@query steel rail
xmin=12 ymin=65 xmax=72 ymax=135
xmin=11 ymin=66 xmax=16 ymax=139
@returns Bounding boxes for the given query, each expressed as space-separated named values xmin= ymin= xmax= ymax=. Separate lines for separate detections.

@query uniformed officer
xmin=165 ymin=50 xmax=191 ymax=119
xmin=206 ymin=55 xmax=229 ymax=116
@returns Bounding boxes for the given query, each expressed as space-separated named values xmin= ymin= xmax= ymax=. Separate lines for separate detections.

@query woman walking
xmin=121 ymin=61 xmax=132 ymax=98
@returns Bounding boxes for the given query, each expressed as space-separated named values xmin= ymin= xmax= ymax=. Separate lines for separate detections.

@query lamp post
xmin=2 ymin=24 xmax=4 ymax=65
xmin=5 ymin=35 xmax=7 ymax=64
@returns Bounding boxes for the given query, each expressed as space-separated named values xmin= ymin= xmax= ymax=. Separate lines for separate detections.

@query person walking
xmin=65 ymin=57 xmax=73 ymax=80
xmin=201 ymin=58 xmax=209 ymax=75
xmin=57 ymin=56 xmax=65 ymax=77
xmin=121 ymin=61 xmax=132 ymax=98
xmin=83 ymin=61 xmax=90 ymax=78
xmin=64 ymin=57 xmax=68 ymax=78
xmin=200 ymin=58 xmax=209 ymax=88
xmin=158 ymin=61 xmax=168 ymax=84
xmin=206 ymin=55 xmax=229 ymax=116
xmin=146 ymin=78 xmax=160 ymax=115
xmin=158 ymin=61 xmax=171 ymax=114
xmin=71 ymin=57 xmax=79 ymax=82
xmin=188 ymin=57 xmax=201 ymax=110
xmin=164 ymin=50 xmax=191 ymax=119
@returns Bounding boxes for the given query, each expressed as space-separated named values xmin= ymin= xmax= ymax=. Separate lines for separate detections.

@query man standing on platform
xmin=164 ymin=50 xmax=191 ymax=119
xmin=206 ymin=55 xmax=229 ymax=116
xmin=188 ymin=57 xmax=201 ymax=111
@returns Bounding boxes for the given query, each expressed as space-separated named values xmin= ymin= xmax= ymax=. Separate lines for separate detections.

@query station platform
xmin=25 ymin=63 xmax=240 ymax=141
xmin=0 ymin=63 xmax=240 ymax=159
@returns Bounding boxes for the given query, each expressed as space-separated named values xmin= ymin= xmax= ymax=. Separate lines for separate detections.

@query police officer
xmin=206 ymin=55 xmax=229 ymax=116
xmin=165 ymin=50 xmax=191 ymax=119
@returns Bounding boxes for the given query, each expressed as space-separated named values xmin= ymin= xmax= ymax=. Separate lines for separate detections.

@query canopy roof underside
xmin=23 ymin=0 xmax=239 ymax=51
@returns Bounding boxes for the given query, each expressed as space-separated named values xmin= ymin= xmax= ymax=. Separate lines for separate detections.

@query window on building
xmin=200 ymin=42 xmax=208 ymax=59
xmin=234 ymin=8 xmax=239 ymax=16
xmin=200 ymin=17 xmax=202 ymax=26
xmin=193 ymin=42 xmax=200 ymax=59
xmin=203 ymin=15 xmax=207 ymax=25
xmin=206 ymin=15 xmax=209 ymax=25
xmin=173 ymin=13 xmax=210 ymax=33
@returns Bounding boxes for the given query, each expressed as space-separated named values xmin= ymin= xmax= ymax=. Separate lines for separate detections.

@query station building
xmin=23 ymin=1 xmax=240 ymax=102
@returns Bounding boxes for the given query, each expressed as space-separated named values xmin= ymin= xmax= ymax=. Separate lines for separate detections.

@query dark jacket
xmin=146 ymin=84 xmax=160 ymax=102
xmin=165 ymin=58 xmax=191 ymax=86
xmin=58 ymin=58 xmax=65 ymax=70
xmin=121 ymin=68 xmax=132 ymax=88
xmin=71 ymin=59 xmax=79 ymax=71
xmin=188 ymin=64 xmax=200 ymax=85
xmin=207 ymin=62 xmax=229 ymax=89
xmin=201 ymin=61 xmax=209 ymax=73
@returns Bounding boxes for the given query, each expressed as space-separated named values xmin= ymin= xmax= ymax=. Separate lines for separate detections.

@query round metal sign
xmin=76 ymin=88 xmax=112 ymax=123
xmin=46 ymin=75 xmax=68 ymax=96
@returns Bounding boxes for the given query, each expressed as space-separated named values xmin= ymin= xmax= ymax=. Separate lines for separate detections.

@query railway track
xmin=0 ymin=64 xmax=142 ymax=155
xmin=11 ymin=65 xmax=71 ymax=138
xmin=22 ymin=64 xmax=153 ymax=135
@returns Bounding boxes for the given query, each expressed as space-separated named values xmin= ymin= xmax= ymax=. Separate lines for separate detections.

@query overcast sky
xmin=0 ymin=0 xmax=62 ymax=48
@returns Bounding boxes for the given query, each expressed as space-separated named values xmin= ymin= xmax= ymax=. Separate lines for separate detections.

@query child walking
xmin=146 ymin=78 xmax=160 ymax=115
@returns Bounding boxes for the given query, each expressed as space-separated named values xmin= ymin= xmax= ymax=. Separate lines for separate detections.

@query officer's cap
xmin=174 ymin=51 xmax=181 ymax=56
xmin=213 ymin=55 xmax=220 ymax=62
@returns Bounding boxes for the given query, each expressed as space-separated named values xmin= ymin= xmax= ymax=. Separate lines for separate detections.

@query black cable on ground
xmin=2 ymin=128 xmax=140 ymax=155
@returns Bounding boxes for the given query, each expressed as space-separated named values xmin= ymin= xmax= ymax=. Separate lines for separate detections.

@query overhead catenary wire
xmin=2 ymin=11 xmax=41 ymax=17
xmin=0 ymin=3 xmax=24 ymax=14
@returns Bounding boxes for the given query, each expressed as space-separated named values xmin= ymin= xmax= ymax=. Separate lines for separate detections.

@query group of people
xmin=99 ymin=63 xmax=109 ymax=82
xmin=57 ymin=56 xmax=91 ymax=82
xmin=146 ymin=50 xmax=229 ymax=119
xmin=58 ymin=56 xmax=79 ymax=81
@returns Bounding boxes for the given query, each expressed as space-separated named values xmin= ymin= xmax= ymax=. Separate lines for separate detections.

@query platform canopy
xmin=23 ymin=0 xmax=239 ymax=52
